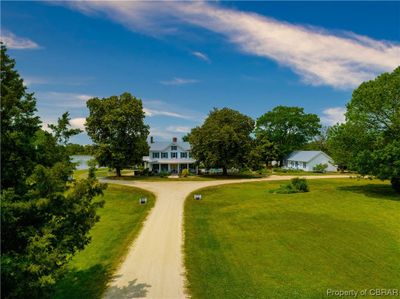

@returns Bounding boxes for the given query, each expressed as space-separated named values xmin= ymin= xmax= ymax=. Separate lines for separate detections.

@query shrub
xmin=271 ymin=177 xmax=309 ymax=194
xmin=291 ymin=177 xmax=309 ymax=192
xmin=313 ymin=163 xmax=328 ymax=173
xmin=180 ymin=169 xmax=190 ymax=177
xmin=273 ymin=168 xmax=305 ymax=174
xmin=159 ymin=171 xmax=169 ymax=178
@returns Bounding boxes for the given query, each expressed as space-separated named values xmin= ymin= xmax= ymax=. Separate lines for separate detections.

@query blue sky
xmin=2 ymin=1 xmax=399 ymax=144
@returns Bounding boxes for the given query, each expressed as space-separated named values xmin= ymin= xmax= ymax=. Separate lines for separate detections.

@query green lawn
xmin=184 ymin=179 xmax=400 ymax=299
xmin=53 ymin=184 xmax=155 ymax=299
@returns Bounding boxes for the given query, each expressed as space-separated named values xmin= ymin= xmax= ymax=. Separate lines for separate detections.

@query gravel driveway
xmin=101 ymin=175 xmax=348 ymax=299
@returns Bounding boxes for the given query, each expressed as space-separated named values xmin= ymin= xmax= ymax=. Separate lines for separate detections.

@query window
xmin=180 ymin=152 xmax=188 ymax=158
xmin=171 ymin=152 xmax=177 ymax=159
xmin=171 ymin=145 xmax=177 ymax=151
xmin=161 ymin=152 xmax=168 ymax=159
xmin=152 ymin=152 xmax=160 ymax=158
xmin=303 ymin=162 xmax=306 ymax=168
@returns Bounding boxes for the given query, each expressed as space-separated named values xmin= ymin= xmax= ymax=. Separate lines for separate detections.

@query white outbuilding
xmin=283 ymin=151 xmax=337 ymax=172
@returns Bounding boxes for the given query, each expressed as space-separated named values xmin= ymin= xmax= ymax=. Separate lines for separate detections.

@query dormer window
xmin=171 ymin=145 xmax=177 ymax=151
xmin=152 ymin=152 xmax=160 ymax=159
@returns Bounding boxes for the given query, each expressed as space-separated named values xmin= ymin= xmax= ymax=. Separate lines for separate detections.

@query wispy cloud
xmin=1 ymin=30 xmax=40 ymax=50
xmin=23 ymin=75 xmax=94 ymax=87
xmin=144 ymin=107 xmax=192 ymax=119
xmin=64 ymin=1 xmax=400 ymax=89
xmin=321 ymin=107 xmax=346 ymax=126
xmin=37 ymin=91 xmax=94 ymax=108
xmin=160 ymin=77 xmax=199 ymax=86
xmin=143 ymin=99 xmax=204 ymax=121
xmin=192 ymin=51 xmax=210 ymax=62
xmin=166 ymin=125 xmax=191 ymax=133
xmin=149 ymin=126 xmax=191 ymax=140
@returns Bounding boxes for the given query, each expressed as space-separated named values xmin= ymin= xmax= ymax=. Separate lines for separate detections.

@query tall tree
xmin=85 ymin=93 xmax=149 ymax=176
xmin=1 ymin=44 xmax=106 ymax=298
xmin=1 ymin=43 xmax=41 ymax=194
xmin=248 ymin=133 xmax=279 ymax=170
xmin=255 ymin=106 xmax=321 ymax=165
xmin=328 ymin=67 xmax=400 ymax=191
xmin=302 ymin=126 xmax=330 ymax=154
xmin=188 ymin=108 xmax=254 ymax=175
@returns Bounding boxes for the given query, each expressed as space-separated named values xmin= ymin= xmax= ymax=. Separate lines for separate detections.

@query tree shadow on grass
xmin=103 ymin=278 xmax=151 ymax=299
xmin=54 ymin=264 xmax=111 ymax=299
xmin=337 ymin=184 xmax=400 ymax=201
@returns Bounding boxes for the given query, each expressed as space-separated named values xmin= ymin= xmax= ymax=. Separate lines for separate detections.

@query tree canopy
xmin=85 ymin=93 xmax=150 ymax=176
xmin=255 ymin=106 xmax=321 ymax=164
xmin=328 ymin=67 xmax=400 ymax=191
xmin=188 ymin=107 xmax=254 ymax=175
xmin=1 ymin=44 xmax=106 ymax=298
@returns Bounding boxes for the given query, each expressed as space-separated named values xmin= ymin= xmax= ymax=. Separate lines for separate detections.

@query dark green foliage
xmin=302 ymin=126 xmax=330 ymax=154
xmin=256 ymin=106 xmax=321 ymax=165
xmin=271 ymin=177 xmax=309 ymax=194
xmin=65 ymin=144 xmax=96 ymax=156
xmin=313 ymin=163 xmax=328 ymax=173
xmin=248 ymin=134 xmax=278 ymax=170
xmin=1 ymin=43 xmax=41 ymax=194
xmin=188 ymin=108 xmax=254 ymax=175
xmin=328 ymin=67 xmax=400 ymax=192
xmin=159 ymin=171 xmax=169 ymax=178
xmin=85 ymin=93 xmax=149 ymax=177
xmin=1 ymin=44 xmax=106 ymax=298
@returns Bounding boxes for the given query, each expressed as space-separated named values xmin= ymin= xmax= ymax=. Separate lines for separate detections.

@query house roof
xmin=149 ymin=141 xmax=191 ymax=151
xmin=286 ymin=151 xmax=328 ymax=162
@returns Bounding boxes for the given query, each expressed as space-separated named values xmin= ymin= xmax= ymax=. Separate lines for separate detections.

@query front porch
xmin=148 ymin=162 xmax=197 ymax=174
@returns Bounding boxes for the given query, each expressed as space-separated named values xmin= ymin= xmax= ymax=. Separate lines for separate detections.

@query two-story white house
xmin=283 ymin=150 xmax=337 ymax=172
xmin=143 ymin=137 xmax=197 ymax=174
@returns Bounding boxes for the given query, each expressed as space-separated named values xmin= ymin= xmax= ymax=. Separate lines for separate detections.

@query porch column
xmin=168 ymin=164 xmax=170 ymax=172
xmin=158 ymin=164 xmax=161 ymax=173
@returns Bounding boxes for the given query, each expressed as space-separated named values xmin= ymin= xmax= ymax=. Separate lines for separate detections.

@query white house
xmin=283 ymin=151 xmax=337 ymax=172
xmin=143 ymin=137 xmax=197 ymax=174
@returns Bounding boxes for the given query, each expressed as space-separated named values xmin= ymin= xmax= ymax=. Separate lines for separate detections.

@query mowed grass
xmin=184 ymin=179 xmax=400 ymax=299
xmin=53 ymin=184 xmax=155 ymax=299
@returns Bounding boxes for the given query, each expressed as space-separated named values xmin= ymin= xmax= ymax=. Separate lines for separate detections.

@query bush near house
xmin=180 ymin=169 xmax=190 ymax=177
xmin=313 ymin=163 xmax=328 ymax=173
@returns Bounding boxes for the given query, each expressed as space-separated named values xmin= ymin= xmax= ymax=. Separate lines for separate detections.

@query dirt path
xmin=102 ymin=175 xmax=349 ymax=299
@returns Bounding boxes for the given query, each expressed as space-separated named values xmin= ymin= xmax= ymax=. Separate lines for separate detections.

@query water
xmin=70 ymin=155 xmax=95 ymax=170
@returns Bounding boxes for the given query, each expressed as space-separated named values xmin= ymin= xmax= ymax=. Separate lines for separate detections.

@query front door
xmin=170 ymin=164 xmax=178 ymax=174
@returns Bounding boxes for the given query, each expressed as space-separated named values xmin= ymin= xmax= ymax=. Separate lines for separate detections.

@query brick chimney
xmin=172 ymin=137 xmax=177 ymax=143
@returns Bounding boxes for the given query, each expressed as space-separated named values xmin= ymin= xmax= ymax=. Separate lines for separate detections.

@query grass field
xmin=53 ymin=184 xmax=155 ymax=299
xmin=184 ymin=178 xmax=400 ymax=299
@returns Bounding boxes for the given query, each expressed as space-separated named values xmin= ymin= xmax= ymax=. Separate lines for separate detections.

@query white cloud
xmin=1 ymin=30 xmax=40 ymax=49
xmin=166 ymin=125 xmax=191 ymax=133
xmin=70 ymin=117 xmax=86 ymax=130
xmin=160 ymin=77 xmax=199 ymax=86
xmin=143 ymin=107 xmax=196 ymax=120
xmin=64 ymin=1 xmax=400 ymax=89
xmin=321 ymin=107 xmax=346 ymax=126
xmin=37 ymin=91 xmax=94 ymax=108
xmin=192 ymin=51 xmax=210 ymax=62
